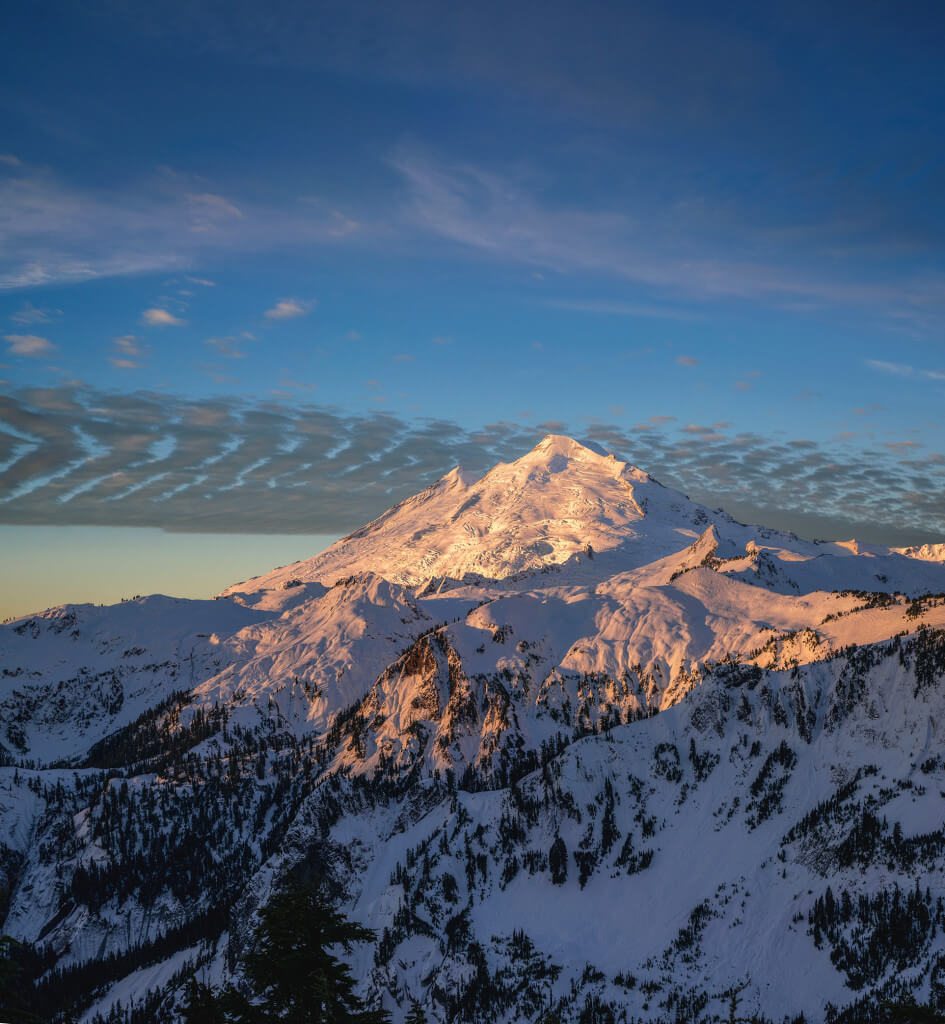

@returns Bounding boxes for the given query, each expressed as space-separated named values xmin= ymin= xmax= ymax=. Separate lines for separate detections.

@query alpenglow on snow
xmin=3 ymin=435 xmax=945 ymax=1022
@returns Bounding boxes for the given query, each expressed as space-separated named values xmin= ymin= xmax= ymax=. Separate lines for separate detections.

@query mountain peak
xmin=438 ymin=465 xmax=480 ymax=489
xmin=522 ymin=433 xmax=652 ymax=485
xmin=530 ymin=434 xmax=613 ymax=459
xmin=227 ymin=432 xmax=704 ymax=593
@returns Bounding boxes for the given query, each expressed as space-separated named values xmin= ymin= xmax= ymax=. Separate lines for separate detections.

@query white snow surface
xmin=3 ymin=435 xmax=945 ymax=1023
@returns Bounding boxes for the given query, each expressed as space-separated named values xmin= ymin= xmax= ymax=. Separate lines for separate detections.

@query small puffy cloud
xmin=264 ymin=298 xmax=314 ymax=320
xmin=675 ymin=355 xmax=699 ymax=367
xmin=142 ymin=307 xmax=185 ymax=327
xmin=5 ymin=333 xmax=55 ymax=357
xmin=0 ymin=154 xmax=21 ymax=167
xmin=681 ymin=423 xmax=726 ymax=440
xmin=110 ymin=335 xmax=145 ymax=369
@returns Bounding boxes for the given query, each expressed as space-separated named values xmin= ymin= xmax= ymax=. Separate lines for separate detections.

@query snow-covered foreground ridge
xmin=4 ymin=434 xmax=945 ymax=1023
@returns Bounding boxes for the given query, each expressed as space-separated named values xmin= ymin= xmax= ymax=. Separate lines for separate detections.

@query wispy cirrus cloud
xmin=10 ymin=302 xmax=61 ymax=325
xmin=186 ymin=191 xmax=244 ymax=223
xmin=866 ymin=358 xmax=945 ymax=381
xmin=0 ymin=164 xmax=365 ymax=291
xmin=3 ymin=147 xmax=942 ymax=339
xmin=546 ymin=298 xmax=700 ymax=321
xmin=390 ymin=149 xmax=945 ymax=327
xmin=0 ymin=384 xmax=942 ymax=544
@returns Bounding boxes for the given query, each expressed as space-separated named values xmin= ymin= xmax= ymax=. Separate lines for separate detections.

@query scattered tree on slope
xmin=188 ymin=878 xmax=388 ymax=1024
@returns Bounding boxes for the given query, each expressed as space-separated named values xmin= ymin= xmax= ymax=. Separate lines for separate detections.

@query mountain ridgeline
xmin=3 ymin=435 xmax=945 ymax=1023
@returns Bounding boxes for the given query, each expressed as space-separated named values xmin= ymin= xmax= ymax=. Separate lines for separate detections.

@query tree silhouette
xmin=0 ymin=936 xmax=44 ymax=1024
xmin=182 ymin=977 xmax=229 ymax=1023
xmin=404 ymin=1000 xmax=428 ymax=1024
xmin=549 ymin=836 xmax=568 ymax=885
xmin=195 ymin=879 xmax=389 ymax=1023
xmin=881 ymin=998 xmax=945 ymax=1023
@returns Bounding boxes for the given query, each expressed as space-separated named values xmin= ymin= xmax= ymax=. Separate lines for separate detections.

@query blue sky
xmin=1 ymin=0 xmax=944 ymax=615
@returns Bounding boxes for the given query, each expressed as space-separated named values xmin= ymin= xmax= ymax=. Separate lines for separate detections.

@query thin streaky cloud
xmin=546 ymin=298 xmax=700 ymax=321
xmin=10 ymin=302 xmax=61 ymax=325
xmin=186 ymin=192 xmax=244 ymax=221
xmin=866 ymin=359 xmax=914 ymax=376
xmin=866 ymin=359 xmax=945 ymax=381
xmin=389 ymin=149 xmax=945 ymax=325
xmin=0 ymin=167 xmax=366 ymax=291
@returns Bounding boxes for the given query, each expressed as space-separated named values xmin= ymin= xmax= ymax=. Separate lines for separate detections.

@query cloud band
xmin=0 ymin=385 xmax=942 ymax=544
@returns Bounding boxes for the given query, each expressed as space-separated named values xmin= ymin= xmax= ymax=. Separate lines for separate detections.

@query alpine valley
xmin=4 ymin=434 xmax=945 ymax=1023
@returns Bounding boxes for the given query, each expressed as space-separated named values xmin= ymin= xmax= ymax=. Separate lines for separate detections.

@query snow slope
xmin=3 ymin=434 xmax=945 ymax=1023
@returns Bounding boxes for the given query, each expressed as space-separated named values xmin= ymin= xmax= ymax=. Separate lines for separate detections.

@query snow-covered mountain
xmin=3 ymin=435 xmax=945 ymax=1023
xmin=227 ymin=434 xmax=945 ymax=599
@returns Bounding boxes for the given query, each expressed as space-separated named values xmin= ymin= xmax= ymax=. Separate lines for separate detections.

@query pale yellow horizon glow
xmin=0 ymin=526 xmax=339 ymax=621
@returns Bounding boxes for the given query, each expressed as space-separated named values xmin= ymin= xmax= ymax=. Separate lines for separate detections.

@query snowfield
xmin=3 ymin=435 xmax=945 ymax=1022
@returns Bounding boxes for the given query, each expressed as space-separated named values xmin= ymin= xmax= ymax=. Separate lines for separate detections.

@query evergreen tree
xmin=882 ymin=998 xmax=945 ymax=1023
xmin=549 ymin=836 xmax=568 ymax=885
xmin=0 ymin=936 xmax=43 ymax=1023
xmin=182 ymin=977 xmax=228 ymax=1024
xmin=217 ymin=879 xmax=389 ymax=1024
xmin=404 ymin=999 xmax=428 ymax=1024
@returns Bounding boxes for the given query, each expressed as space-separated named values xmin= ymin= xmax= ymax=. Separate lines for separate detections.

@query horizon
xmin=4 ymin=428 xmax=943 ymax=621
xmin=2 ymin=0 xmax=944 ymax=615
